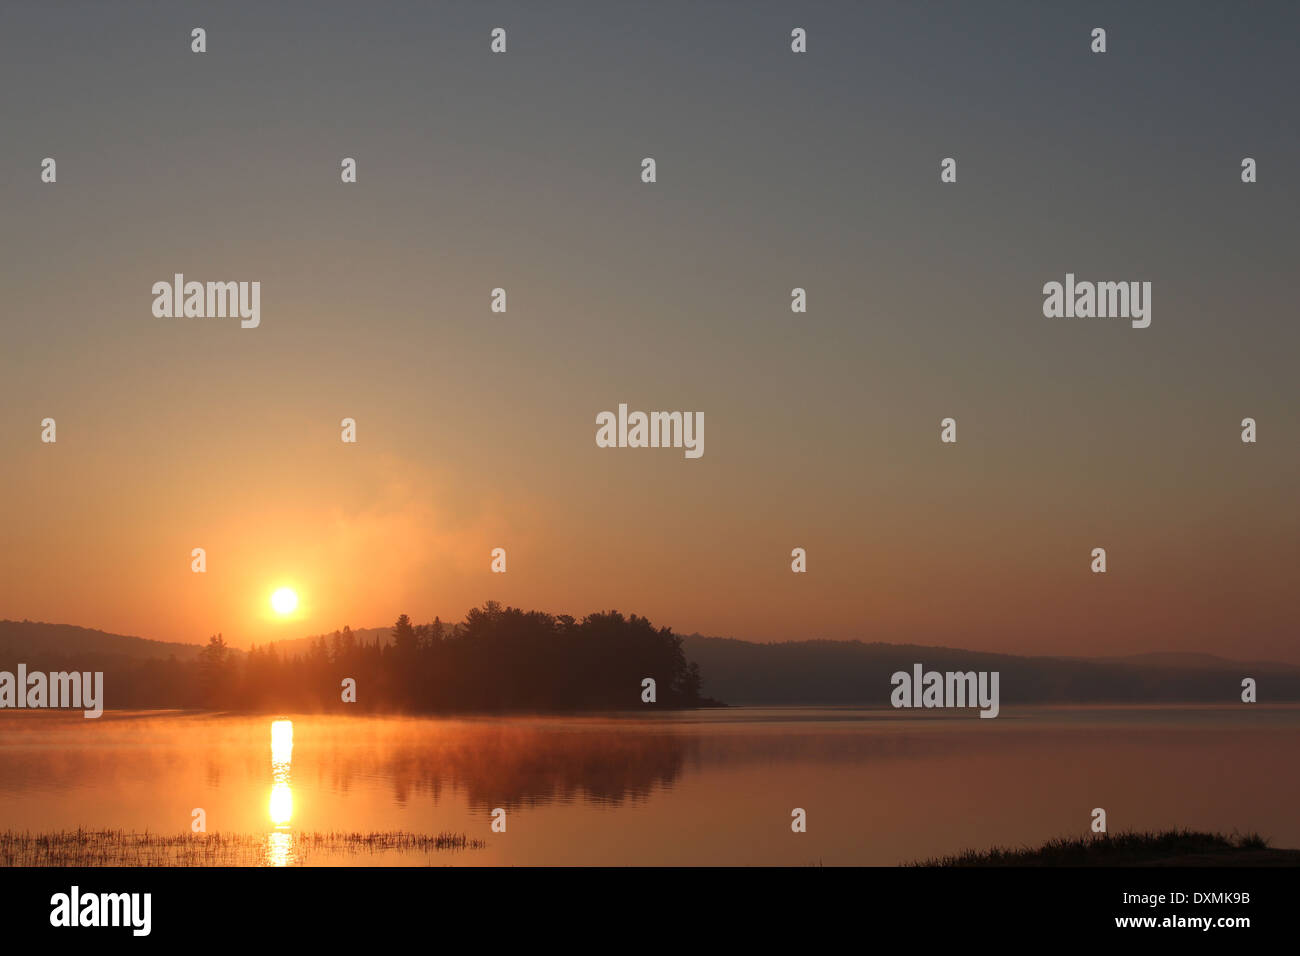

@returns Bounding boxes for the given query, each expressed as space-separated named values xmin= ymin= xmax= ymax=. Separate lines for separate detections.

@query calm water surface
xmin=1 ymin=705 xmax=1296 ymax=865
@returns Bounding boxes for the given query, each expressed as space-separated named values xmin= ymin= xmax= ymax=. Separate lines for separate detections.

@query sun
xmin=270 ymin=587 xmax=299 ymax=615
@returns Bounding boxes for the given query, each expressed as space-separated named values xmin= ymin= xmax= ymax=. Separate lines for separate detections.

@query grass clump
xmin=912 ymin=829 xmax=1275 ymax=867
xmin=0 ymin=828 xmax=486 ymax=867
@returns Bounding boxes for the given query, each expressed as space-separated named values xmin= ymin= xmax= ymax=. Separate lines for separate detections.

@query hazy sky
xmin=1 ymin=1 xmax=1296 ymax=660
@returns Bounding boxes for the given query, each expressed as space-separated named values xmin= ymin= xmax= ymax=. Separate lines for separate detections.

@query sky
xmin=1 ymin=1 xmax=1296 ymax=660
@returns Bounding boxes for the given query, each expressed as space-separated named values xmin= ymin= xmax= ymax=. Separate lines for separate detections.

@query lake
xmin=1 ymin=705 xmax=1297 ymax=865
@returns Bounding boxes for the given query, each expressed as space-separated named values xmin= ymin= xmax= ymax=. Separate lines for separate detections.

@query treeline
xmin=5 ymin=603 xmax=708 ymax=713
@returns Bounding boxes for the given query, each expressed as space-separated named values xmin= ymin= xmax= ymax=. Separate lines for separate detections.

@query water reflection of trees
xmin=311 ymin=722 xmax=695 ymax=809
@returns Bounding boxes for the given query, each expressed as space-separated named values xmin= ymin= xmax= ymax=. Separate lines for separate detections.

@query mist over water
xmin=2 ymin=706 xmax=1297 ymax=865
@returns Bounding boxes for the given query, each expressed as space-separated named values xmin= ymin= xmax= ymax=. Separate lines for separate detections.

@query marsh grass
xmin=912 ymin=828 xmax=1274 ymax=867
xmin=0 ymin=828 xmax=486 ymax=867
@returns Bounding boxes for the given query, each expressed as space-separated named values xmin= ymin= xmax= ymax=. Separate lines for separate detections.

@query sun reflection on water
xmin=266 ymin=719 xmax=294 ymax=865
xmin=266 ymin=829 xmax=294 ymax=867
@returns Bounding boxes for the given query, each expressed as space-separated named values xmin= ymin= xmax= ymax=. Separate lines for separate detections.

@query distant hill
xmin=4 ymin=619 xmax=1298 ymax=705
xmin=0 ymin=621 xmax=388 ymax=663
xmin=679 ymin=635 xmax=1300 ymax=705
xmin=0 ymin=620 xmax=207 ymax=662
xmin=1093 ymin=651 xmax=1295 ymax=671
